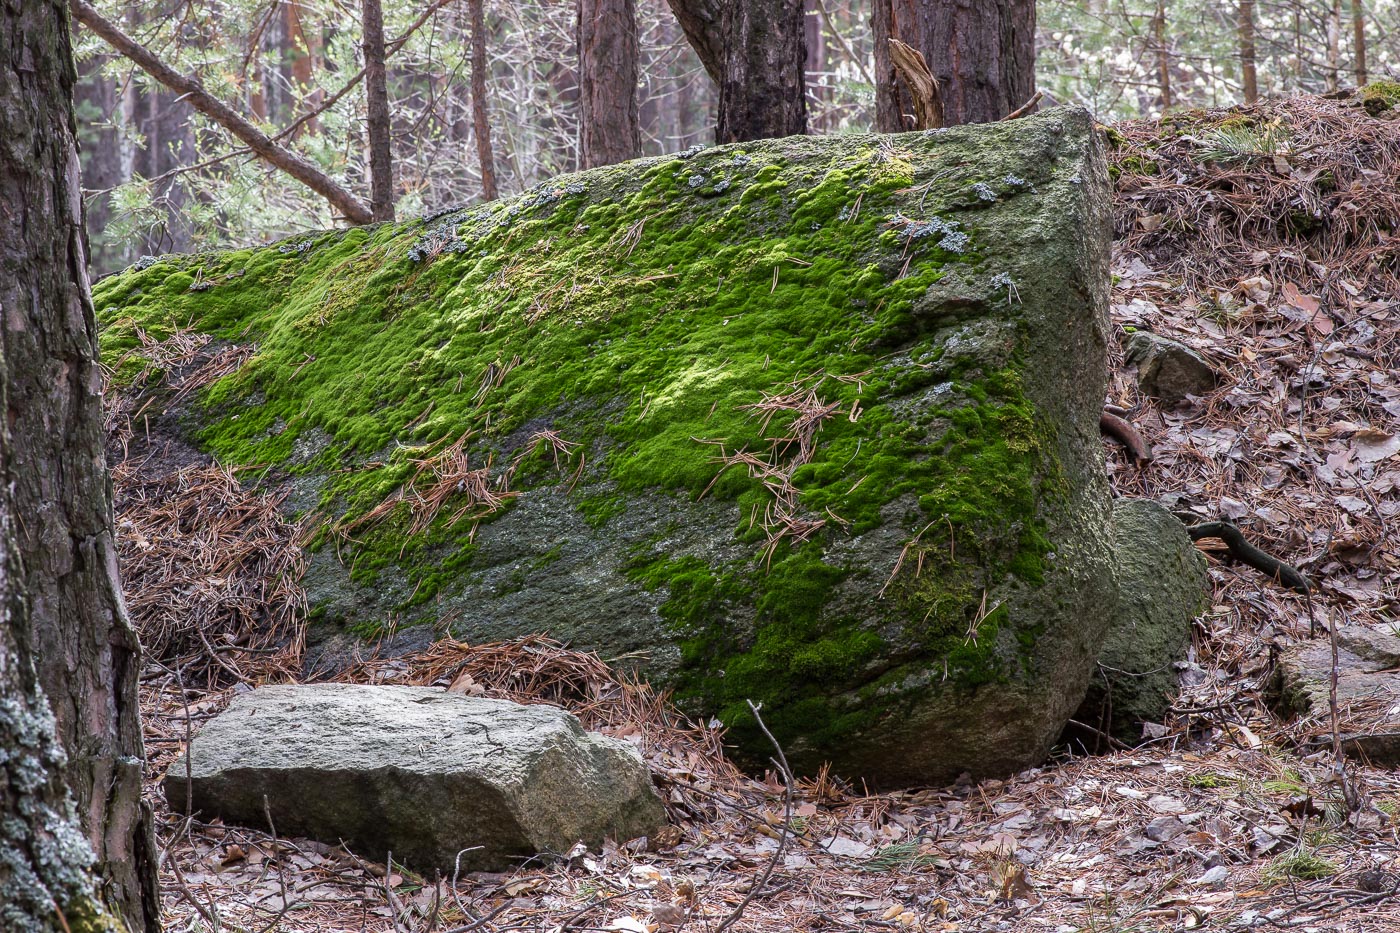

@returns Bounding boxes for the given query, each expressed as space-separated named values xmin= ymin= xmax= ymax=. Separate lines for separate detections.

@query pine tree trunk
xmin=872 ymin=0 xmax=906 ymax=131
xmin=0 ymin=3 xmax=158 ymax=931
xmin=715 ymin=0 xmax=807 ymax=141
xmin=286 ymin=0 xmax=322 ymax=135
xmin=667 ymin=0 xmax=806 ymax=142
xmin=880 ymin=0 xmax=1034 ymax=127
xmin=1352 ymin=0 xmax=1367 ymax=86
xmin=470 ymin=0 xmax=499 ymax=200
xmin=1238 ymin=0 xmax=1259 ymax=103
xmin=362 ymin=0 xmax=395 ymax=221
xmin=1326 ymin=0 xmax=1341 ymax=93
xmin=1153 ymin=0 xmax=1172 ymax=109
xmin=578 ymin=0 xmax=642 ymax=168
xmin=804 ymin=0 xmax=826 ymax=132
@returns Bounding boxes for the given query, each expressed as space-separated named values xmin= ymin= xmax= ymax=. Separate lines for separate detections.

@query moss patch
xmin=1362 ymin=80 xmax=1400 ymax=116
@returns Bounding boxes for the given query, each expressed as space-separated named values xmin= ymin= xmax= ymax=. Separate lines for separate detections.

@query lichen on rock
xmin=96 ymin=108 xmax=1138 ymax=786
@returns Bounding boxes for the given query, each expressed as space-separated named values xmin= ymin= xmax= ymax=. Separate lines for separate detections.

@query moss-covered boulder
xmin=97 ymin=109 xmax=1126 ymax=786
xmin=1076 ymin=499 xmax=1209 ymax=742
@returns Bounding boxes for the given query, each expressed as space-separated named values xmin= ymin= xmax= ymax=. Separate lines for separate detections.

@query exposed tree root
xmin=1186 ymin=521 xmax=1312 ymax=594
xmin=1099 ymin=409 xmax=1153 ymax=463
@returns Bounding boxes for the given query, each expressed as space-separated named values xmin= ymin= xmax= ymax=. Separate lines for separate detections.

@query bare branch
xmin=69 ymin=0 xmax=374 ymax=224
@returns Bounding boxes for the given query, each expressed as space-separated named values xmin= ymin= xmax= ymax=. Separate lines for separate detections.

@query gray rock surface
xmin=164 ymin=684 xmax=666 ymax=870
xmin=1125 ymin=331 xmax=1218 ymax=404
xmin=1275 ymin=627 xmax=1400 ymax=764
xmin=1076 ymin=499 xmax=1209 ymax=741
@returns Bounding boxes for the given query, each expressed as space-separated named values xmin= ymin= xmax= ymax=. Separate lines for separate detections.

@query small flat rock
xmin=1124 ymin=331 xmax=1218 ymax=404
xmin=164 ymin=684 xmax=666 ymax=871
xmin=1274 ymin=627 xmax=1400 ymax=764
xmin=1145 ymin=815 xmax=1187 ymax=842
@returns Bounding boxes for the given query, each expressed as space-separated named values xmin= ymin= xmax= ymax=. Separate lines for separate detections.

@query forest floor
xmin=132 ymin=93 xmax=1400 ymax=933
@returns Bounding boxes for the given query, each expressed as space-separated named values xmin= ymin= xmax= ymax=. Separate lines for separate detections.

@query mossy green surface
xmin=96 ymin=109 xmax=1116 ymax=783
xmin=1362 ymin=80 xmax=1400 ymax=115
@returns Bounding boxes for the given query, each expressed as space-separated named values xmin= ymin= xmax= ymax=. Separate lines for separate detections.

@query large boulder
xmin=164 ymin=684 xmax=666 ymax=870
xmin=1076 ymin=499 xmax=1209 ymax=741
xmin=99 ymin=109 xmax=1152 ymax=785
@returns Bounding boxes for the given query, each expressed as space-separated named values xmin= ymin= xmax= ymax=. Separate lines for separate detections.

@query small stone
xmin=1124 ymin=332 xmax=1219 ymax=404
xmin=165 ymin=684 xmax=666 ymax=871
xmin=1190 ymin=865 xmax=1229 ymax=887
xmin=1145 ymin=816 xmax=1187 ymax=842
xmin=1353 ymin=869 xmax=1395 ymax=893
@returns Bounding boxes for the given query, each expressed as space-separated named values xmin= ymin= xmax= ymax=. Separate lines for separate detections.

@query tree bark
xmin=1238 ymin=0 xmax=1259 ymax=103
xmin=717 ymin=0 xmax=807 ymax=141
xmin=469 ymin=0 xmax=499 ymax=201
xmin=879 ymin=0 xmax=1035 ymax=127
xmin=1326 ymin=0 xmax=1341 ymax=93
xmin=1352 ymin=0 xmax=1367 ymax=86
xmin=872 ymin=0 xmax=906 ymax=131
xmin=1 ymin=3 xmax=158 ymax=932
xmin=578 ymin=0 xmax=641 ymax=168
xmin=888 ymin=38 xmax=943 ymax=129
xmin=285 ymin=0 xmax=323 ymax=135
xmin=667 ymin=0 xmax=806 ymax=142
xmin=362 ymin=0 xmax=395 ymax=221
xmin=804 ymin=0 xmax=826 ymax=132
xmin=665 ymin=0 xmax=723 ymax=84
xmin=69 ymin=0 xmax=374 ymax=224
xmin=1152 ymin=0 xmax=1172 ymax=109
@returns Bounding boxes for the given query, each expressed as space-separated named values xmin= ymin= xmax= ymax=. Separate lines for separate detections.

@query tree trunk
xmin=286 ymin=0 xmax=322 ymax=135
xmin=470 ymin=0 xmax=499 ymax=200
xmin=578 ymin=0 xmax=642 ymax=168
xmin=362 ymin=0 xmax=395 ymax=221
xmin=1352 ymin=0 xmax=1367 ymax=86
xmin=74 ymin=48 xmax=132 ymax=273
xmin=665 ymin=0 xmax=723 ymax=84
xmin=0 ymin=3 xmax=158 ymax=932
xmin=880 ymin=0 xmax=1034 ymax=127
xmin=717 ymin=0 xmax=807 ymax=141
xmin=666 ymin=0 xmax=806 ymax=142
xmin=804 ymin=0 xmax=826 ymax=132
xmin=70 ymin=0 xmax=374 ymax=224
xmin=872 ymin=0 xmax=906 ymax=131
xmin=1326 ymin=0 xmax=1341 ymax=93
xmin=1238 ymin=0 xmax=1259 ymax=103
xmin=1153 ymin=0 xmax=1172 ymax=109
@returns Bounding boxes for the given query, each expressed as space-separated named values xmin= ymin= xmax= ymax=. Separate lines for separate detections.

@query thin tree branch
xmin=70 ymin=0 xmax=374 ymax=224
xmin=713 ymin=701 xmax=794 ymax=933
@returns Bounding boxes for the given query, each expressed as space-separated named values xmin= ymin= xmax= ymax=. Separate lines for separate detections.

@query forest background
xmin=74 ymin=0 xmax=1399 ymax=276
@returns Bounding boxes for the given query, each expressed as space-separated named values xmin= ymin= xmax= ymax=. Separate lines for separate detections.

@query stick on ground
xmin=713 ymin=701 xmax=795 ymax=933
xmin=1186 ymin=521 xmax=1311 ymax=594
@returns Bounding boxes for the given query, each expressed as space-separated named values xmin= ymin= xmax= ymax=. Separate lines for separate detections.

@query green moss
xmin=625 ymin=362 xmax=1059 ymax=754
xmin=1184 ymin=772 xmax=1229 ymax=789
xmin=95 ymin=140 xmax=982 ymax=593
xmin=1112 ymin=154 xmax=1159 ymax=178
xmin=1362 ymin=80 xmax=1400 ymax=115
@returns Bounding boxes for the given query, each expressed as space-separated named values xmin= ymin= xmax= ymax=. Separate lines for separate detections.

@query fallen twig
xmin=714 ymin=701 xmax=795 ymax=933
xmin=1186 ymin=521 xmax=1311 ymax=593
xmin=1002 ymin=91 xmax=1044 ymax=120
